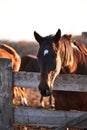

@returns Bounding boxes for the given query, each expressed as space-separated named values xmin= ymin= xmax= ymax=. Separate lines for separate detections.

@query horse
xmin=0 ymin=44 xmax=28 ymax=106
xmin=20 ymin=54 xmax=40 ymax=72
xmin=34 ymin=29 xmax=87 ymax=107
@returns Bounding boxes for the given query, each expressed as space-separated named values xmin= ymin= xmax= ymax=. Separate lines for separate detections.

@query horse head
xmin=34 ymin=29 xmax=87 ymax=108
xmin=34 ymin=29 xmax=63 ymax=97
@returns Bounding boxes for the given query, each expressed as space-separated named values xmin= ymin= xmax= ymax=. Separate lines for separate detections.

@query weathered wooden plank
xmin=55 ymin=126 xmax=66 ymax=130
xmin=14 ymin=107 xmax=69 ymax=127
xmin=13 ymin=71 xmax=40 ymax=88
xmin=53 ymin=74 xmax=87 ymax=92
xmin=0 ymin=59 xmax=13 ymax=130
xmin=67 ymin=112 xmax=87 ymax=128
xmin=55 ymin=112 xmax=87 ymax=130
xmin=55 ymin=126 xmax=67 ymax=130
xmin=13 ymin=72 xmax=87 ymax=92
xmin=13 ymin=107 xmax=87 ymax=128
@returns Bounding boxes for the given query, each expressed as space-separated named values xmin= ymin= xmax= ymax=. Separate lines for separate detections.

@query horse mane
xmin=59 ymin=34 xmax=87 ymax=68
xmin=73 ymin=41 xmax=87 ymax=56
xmin=62 ymin=34 xmax=72 ymax=41
xmin=59 ymin=34 xmax=73 ymax=67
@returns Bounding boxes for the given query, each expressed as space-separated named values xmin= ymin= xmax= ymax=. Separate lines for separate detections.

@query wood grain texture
xmin=13 ymin=73 xmax=87 ymax=92
xmin=53 ymin=74 xmax=87 ymax=92
xmin=14 ymin=107 xmax=87 ymax=129
xmin=0 ymin=58 xmax=13 ymax=130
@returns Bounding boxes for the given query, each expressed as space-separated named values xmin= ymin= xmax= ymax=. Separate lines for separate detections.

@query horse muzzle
xmin=39 ymin=84 xmax=51 ymax=96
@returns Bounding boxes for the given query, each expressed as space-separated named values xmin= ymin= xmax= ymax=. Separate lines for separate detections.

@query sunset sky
xmin=0 ymin=0 xmax=87 ymax=41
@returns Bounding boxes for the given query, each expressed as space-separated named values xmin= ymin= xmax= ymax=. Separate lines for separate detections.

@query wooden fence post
xmin=0 ymin=59 xmax=13 ymax=130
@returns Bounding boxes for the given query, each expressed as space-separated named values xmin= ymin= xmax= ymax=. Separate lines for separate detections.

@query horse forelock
xmin=44 ymin=35 xmax=53 ymax=42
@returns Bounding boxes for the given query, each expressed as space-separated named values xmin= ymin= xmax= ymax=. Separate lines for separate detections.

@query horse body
xmin=0 ymin=44 xmax=27 ymax=106
xmin=34 ymin=29 xmax=87 ymax=108
xmin=20 ymin=54 xmax=40 ymax=72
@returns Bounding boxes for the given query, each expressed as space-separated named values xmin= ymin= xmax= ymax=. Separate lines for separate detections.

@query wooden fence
xmin=0 ymin=59 xmax=87 ymax=130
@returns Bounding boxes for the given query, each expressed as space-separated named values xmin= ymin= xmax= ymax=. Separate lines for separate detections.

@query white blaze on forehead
xmin=43 ymin=49 xmax=49 ymax=56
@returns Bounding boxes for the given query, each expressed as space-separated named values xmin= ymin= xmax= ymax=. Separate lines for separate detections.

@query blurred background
xmin=0 ymin=0 xmax=87 ymax=57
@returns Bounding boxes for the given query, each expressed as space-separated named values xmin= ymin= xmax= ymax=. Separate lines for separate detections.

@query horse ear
xmin=53 ymin=29 xmax=61 ymax=43
xmin=34 ymin=31 xmax=43 ymax=45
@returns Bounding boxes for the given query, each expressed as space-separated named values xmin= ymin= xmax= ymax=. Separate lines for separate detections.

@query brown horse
xmin=34 ymin=29 xmax=87 ymax=107
xmin=0 ymin=44 xmax=27 ymax=106
xmin=20 ymin=54 xmax=40 ymax=72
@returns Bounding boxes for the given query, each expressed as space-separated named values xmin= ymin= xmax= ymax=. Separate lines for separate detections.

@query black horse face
xmin=34 ymin=29 xmax=62 ymax=96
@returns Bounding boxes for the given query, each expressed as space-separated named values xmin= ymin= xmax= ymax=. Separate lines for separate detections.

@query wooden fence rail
xmin=0 ymin=59 xmax=87 ymax=130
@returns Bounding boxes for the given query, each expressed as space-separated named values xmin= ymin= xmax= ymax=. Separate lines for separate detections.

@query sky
xmin=0 ymin=0 xmax=87 ymax=41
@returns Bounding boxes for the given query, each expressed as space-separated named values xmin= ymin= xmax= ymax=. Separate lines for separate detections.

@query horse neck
xmin=59 ymin=40 xmax=74 ymax=70
xmin=77 ymin=43 xmax=87 ymax=56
